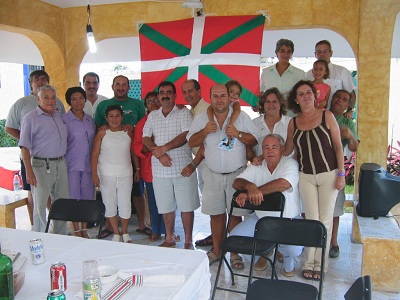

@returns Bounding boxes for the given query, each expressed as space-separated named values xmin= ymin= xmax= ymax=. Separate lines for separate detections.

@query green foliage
xmin=0 ymin=119 xmax=18 ymax=147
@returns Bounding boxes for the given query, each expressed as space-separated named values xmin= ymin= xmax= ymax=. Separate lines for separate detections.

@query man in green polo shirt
xmin=329 ymin=89 xmax=359 ymax=258
xmin=94 ymin=75 xmax=145 ymax=127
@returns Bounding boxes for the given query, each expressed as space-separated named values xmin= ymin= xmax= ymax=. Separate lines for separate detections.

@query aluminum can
xmin=29 ymin=238 xmax=46 ymax=264
xmin=83 ymin=276 xmax=102 ymax=300
xmin=47 ymin=289 xmax=66 ymax=300
xmin=50 ymin=262 xmax=67 ymax=291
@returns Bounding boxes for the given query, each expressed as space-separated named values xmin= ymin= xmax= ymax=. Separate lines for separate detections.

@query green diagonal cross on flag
xmin=139 ymin=15 xmax=265 ymax=105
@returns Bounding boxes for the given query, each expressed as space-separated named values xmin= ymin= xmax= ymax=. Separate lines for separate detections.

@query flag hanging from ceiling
xmin=139 ymin=15 xmax=265 ymax=105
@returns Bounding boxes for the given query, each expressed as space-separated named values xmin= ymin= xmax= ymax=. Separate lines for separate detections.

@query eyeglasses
xmin=147 ymin=99 xmax=160 ymax=105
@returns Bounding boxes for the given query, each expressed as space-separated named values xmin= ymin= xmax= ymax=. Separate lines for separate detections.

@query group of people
xmin=5 ymin=38 xmax=359 ymax=280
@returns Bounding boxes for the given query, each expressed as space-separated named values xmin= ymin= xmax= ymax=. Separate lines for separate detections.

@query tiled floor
xmin=14 ymin=204 xmax=400 ymax=300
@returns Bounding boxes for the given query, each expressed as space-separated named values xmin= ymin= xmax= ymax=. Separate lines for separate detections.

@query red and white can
xmin=50 ymin=262 xmax=67 ymax=291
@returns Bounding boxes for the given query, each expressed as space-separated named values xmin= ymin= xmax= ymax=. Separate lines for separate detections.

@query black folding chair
xmin=344 ymin=275 xmax=372 ymax=300
xmin=45 ymin=198 xmax=105 ymax=239
xmin=246 ymin=217 xmax=327 ymax=300
xmin=211 ymin=190 xmax=285 ymax=299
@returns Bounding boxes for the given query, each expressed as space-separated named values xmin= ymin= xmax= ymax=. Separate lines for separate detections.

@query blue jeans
xmin=145 ymin=181 xmax=165 ymax=235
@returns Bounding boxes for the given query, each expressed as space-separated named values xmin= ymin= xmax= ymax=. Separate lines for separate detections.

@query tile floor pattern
xmin=14 ymin=205 xmax=400 ymax=300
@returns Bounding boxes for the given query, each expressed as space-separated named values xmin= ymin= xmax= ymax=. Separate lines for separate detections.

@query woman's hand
xmin=92 ymin=174 xmax=100 ymax=188
xmin=335 ymin=176 xmax=345 ymax=190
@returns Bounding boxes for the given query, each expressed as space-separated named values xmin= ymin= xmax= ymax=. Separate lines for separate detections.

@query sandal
xmin=173 ymin=233 xmax=181 ymax=242
xmin=277 ymin=251 xmax=284 ymax=263
xmin=99 ymin=228 xmax=113 ymax=239
xmin=136 ymin=227 xmax=153 ymax=236
xmin=81 ymin=229 xmax=90 ymax=239
xmin=230 ymin=254 xmax=244 ymax=270
xmin=313 ymin=271 xmax=321 ymax=281
xmin=195 ymin=234 xmax=213 ymax=246
xmin=254 ymin=256 xmax=268 ymax=271
xmin=159 ymin=240 xmax=176 ymax=248
xmin=207 ymin=250 xmax=221 ymax=266
xmin=149 ymin=234 xmax=161 ymax=242
xmin=73 ymin=229 xmax=82 ymax=237
xmin=122 ymin=233 xmax=133 ymax=243
xmin=302 ymin=269 xmax=314 ymax=280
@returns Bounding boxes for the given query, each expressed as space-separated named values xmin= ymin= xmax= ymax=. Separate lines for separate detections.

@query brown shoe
xmin=254 ymin=256 xmax=268 ymax=271
xmin=159 ymin=241 xmax=176 ymax=248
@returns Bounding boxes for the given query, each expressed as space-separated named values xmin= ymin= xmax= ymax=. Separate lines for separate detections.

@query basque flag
xmin=139 ymin=15 xmax=265 ymax=105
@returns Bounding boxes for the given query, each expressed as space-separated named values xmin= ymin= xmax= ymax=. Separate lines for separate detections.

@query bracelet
xmin=190 ymin=161 xmax=198 ymax=168
xmin=337 ymin=172 xmax=346 ymax=177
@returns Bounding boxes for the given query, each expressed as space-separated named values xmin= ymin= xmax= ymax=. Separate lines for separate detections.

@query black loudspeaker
xmin=357 ymin=163 xmax=400 ymax=218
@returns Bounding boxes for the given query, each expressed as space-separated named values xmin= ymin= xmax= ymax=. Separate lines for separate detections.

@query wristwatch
xmin=238 ymin=132 xmax=243 ymax=139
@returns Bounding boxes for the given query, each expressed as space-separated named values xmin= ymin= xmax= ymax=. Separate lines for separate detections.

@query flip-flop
xmin=313 ymin=271 xmax=321 ymax=281
xmin=230 ymin=254 xmax=244 ymax=270
xmin=159 ymin=241 xmax=176 ymax=248
xmin=149 ymin=234 xmax=161 ymax=242
xmin=207 ymin=250 xmax=221 ymax=266
xmin=195 ymin=234 xmax=213 ymax=246
xmin=136 ymin=227 xmax=153 ymax=236
xmin=302 ymin=269 xmax=314 ymax=280
xmin=99 ymin=228 xmax=113 ymax=239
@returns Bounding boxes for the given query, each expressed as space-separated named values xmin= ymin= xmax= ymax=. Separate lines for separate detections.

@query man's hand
xmin=181 ymin=164 xmax=195 ymax=177
xmin=340 ymin=125 xmax=353 ymax=140
xmin=152 ymin=145 xmax=167 ymax=158
xmin=26 ymin=171 xmax=37 ymax=187
xmin=235 ymin=192 xmax=248 ymax=207
xmin=122 ymin=124 xmax=134 ymax=132
xmin=158 ymin=153 xmax=172 ymax=167
xmin=97 ymin=124 xmax=109 ymax=131
xmin=225 ymin=124 xmax=239 ymax=138
xmin=247 ymin=185 xmax=264 ymax=206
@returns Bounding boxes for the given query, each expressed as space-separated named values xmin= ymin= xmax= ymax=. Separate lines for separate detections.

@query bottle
xmin=13 ymin=172 xmax=21 ymax=198
xmin=0 ymin=243 xmax=14 ymax=300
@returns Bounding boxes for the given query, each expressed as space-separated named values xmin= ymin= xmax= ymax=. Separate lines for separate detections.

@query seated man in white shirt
xmin=232 ymin=133 xmax=303 ymax=277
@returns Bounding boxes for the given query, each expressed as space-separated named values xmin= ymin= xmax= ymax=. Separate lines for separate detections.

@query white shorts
xmin=99 ymin=175 xmax=132 ymax=219
xmin=153 ymin=174 xmax=200 ymax=214
xmin=201 ymin=166 xmax=251 ymax=216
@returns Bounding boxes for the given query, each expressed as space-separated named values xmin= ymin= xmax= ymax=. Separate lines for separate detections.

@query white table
xmin=1 ymin=228 xmax=211 ymax=300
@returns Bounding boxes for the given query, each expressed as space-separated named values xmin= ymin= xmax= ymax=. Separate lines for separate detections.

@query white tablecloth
xmin=0 ymin=228 xmax=211 ymax=300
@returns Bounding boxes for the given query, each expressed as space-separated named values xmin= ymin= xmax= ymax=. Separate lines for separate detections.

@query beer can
xmin=83 ymin=276 xmax=102 ymax=300
xmin=47 ymin=289 xmax=66 ymax=300
xmin=50 ymin=262 xmax=67 ymax=291
xmin=29 ymin=238 xmax=46 ymax=264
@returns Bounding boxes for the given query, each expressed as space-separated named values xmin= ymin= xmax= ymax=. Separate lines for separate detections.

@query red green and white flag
xmin=139 ymin=15 xmax=265 ymax=105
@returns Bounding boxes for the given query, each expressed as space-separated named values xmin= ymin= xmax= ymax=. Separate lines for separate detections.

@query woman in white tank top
xmin=91 ymin=105 xmax=134 ymax=243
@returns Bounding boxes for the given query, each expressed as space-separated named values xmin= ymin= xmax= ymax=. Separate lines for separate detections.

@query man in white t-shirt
xmin=82 ymin=72 xmax=108 ymax=116
xmin=232 ymin=134 xmax=303 ymax=277
xmin=306 ymin=40 xmax=356 ymax=118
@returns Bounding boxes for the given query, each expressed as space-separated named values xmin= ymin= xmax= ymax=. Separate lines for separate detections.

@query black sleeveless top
xmin=293 ymin=111 xmax=337 ymax=174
